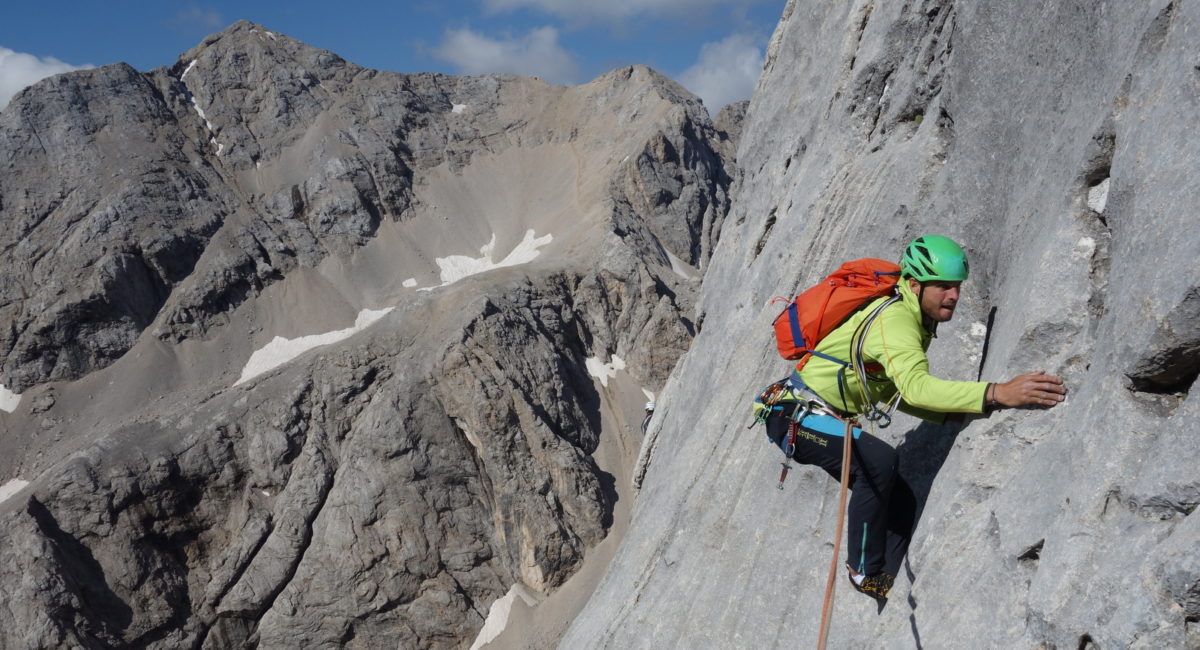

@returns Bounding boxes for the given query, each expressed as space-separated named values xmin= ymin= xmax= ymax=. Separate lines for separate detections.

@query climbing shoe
xmin=847 ymin=567 xmax=894 ymax=604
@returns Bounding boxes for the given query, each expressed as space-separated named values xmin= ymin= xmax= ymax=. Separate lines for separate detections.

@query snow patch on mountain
xmin=664 ymin=248 xmax=695 ymax=280
xmin=0 ymin=479 xmax=29 ymax=505
xmin=237 ymin=308 xmax=394 ymax=385
xmin=586 ymin=355 xmax=626 ymax=387
xmin=469 ymin=584 xmax=539 ymax=650
xmin=1088 ymin=178 xmax=1110 ymax=213
xmin=0 ymin=384 xmax=20 ymax=413
xmin=178 ymin=59 xmax=225 ymax=155
xmin=422 ymin=229 xmax=553 ymax=289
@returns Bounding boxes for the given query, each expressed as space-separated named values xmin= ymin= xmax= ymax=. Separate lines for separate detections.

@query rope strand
xmin=818 ymin=298 xmax=891 ymax=646
xmin=816 ymin=419 xmax=854 ymax=649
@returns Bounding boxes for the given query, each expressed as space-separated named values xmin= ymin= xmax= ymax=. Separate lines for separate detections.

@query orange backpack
xmin=772 ymin=258 xmax=901 ymax=369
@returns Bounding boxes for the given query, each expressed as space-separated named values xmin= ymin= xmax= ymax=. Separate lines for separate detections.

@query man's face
xmin=909 ymin=278 xmax=961 ymax=322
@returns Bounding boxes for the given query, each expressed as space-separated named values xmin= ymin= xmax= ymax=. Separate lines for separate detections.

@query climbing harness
xmin=750 ymin=378 xmax=846 ymax=489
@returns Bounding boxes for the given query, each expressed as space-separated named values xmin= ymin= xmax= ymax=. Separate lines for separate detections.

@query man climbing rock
xmin=762 ymin=235 xmax=1067 ymax=604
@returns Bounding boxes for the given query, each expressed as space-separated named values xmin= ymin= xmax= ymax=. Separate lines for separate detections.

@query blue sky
xmin=1 ymin=0 xmax=784 ymax=113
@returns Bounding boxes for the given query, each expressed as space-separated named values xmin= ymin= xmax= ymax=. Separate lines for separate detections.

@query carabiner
xmin=867 ymin=408 xmax=891 ymax=429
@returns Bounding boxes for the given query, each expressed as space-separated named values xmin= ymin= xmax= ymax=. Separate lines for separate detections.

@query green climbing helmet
xmin=900 ymin=235 xmax=969 ymax=282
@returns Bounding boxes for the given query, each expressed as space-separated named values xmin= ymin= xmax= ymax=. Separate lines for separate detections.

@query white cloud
xmin=483 ymin=0 xmax=758 ymax=22
xmin=677 ymin=32 xmax=764 ymax=113
xmin=175 ymin=5 xmax=224 ymax=29
xmin=0 ymin=47 xmax=92 ymax=110
xmin=432 ymin=26 xmax=579 ymax=84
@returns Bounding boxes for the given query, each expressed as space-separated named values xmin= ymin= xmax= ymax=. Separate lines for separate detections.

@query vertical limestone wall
xmin=565 ymin=1 xmax=1200 ymax=647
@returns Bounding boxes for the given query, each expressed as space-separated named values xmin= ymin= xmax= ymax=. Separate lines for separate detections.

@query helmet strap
xmin=916 ymin=282 xmax=938 ymax=335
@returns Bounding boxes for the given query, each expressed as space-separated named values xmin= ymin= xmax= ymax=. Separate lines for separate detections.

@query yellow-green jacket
xmin=797 ymin=281 xmax=988 ymax=423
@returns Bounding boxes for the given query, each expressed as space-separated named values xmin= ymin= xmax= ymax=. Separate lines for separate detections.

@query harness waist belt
xmin=797 ymin=410 xmax=863 ymax=440
xmin=787 ymin=370 xmax=853 ymax=416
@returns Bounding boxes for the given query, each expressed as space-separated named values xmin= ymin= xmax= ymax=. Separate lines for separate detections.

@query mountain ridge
xmin=0 ymin=20 xmax=739 ymax=649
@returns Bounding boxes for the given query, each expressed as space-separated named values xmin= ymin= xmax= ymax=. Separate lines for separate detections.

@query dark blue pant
xmin=767 ymin=409 xmax=915 ymax=576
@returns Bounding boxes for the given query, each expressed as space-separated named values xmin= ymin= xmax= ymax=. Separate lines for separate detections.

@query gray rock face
xmin=567 ymin=1 xmax=1200 ymax=648
xmin=0 ymin=62 xmax=229 ymax=390
xmin=0 ymin=21 xmax=732 ymax=393
xmin=3 ymin=294 xmax=598 ymax=649
xmin=0 ymin=21 xmax=736 ymax=649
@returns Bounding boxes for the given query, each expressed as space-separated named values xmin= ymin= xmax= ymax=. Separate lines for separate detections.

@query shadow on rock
xmin=28 ymin=498 xmax=135 ymax=642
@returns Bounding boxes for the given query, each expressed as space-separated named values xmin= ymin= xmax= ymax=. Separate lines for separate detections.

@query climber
xmin=764 ymin=235 xmax=1067 ymax=604
xmin=642 ymin=401 xmax=655 ymax=436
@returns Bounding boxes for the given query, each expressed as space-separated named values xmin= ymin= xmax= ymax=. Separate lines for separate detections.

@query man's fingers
xmin=1037 ymin=381 xmax=1066 ymax=394
xmin=1034 ymin=386 xmax=1065 ymax=403
xmin=998 ymin=373 xmax=1068 ymax=408
xmin=1012 ymin=378 xmax=1066 ymax=406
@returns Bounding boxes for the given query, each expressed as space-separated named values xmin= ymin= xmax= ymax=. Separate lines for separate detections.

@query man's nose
xmin=945 ymin=287 xmax=960 ymax=301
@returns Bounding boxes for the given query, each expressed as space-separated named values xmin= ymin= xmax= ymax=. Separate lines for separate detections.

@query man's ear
xmin=907 ymin=277 xmax=922 ymax=294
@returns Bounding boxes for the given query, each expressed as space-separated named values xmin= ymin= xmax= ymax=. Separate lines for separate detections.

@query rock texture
xmin=567 ymin=1 xmax=1200 ymax=648
xmin=0 ymin=22 xmax=737 ymax=649
xmin=0 ymin=23 xmax=734 ymax=392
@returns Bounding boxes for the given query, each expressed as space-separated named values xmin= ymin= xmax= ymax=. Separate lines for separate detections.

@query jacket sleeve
xmin=897 ymin=399 xmax=951 ymax=423
xmin=865 ymin=305 xmax=988 ymax=415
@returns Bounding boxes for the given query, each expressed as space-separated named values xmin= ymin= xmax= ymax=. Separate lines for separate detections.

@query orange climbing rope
xmin=816 ymin=418 xmax=854 ymax=650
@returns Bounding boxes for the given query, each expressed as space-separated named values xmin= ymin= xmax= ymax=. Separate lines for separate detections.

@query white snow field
xmin=422 ymin=229 xmax=553 ymax=290
xmin=664 ymin=248 xmax=696 ymax=280
xmin=236 ymin=308 xmax=394 ymax=385
xmin=0 ymin=479 xmax=29 ymax=505
xmin=0 ymin=384 xmax=20 ymax=413
xmin=179 ymin=59 xmax=225 ymax=156
xmin=468 ymin=584 xmax=539 ymax=650
xmin=585 ymin=355 xmax=626 ymax=388
xmin=1088 ymin=178 xmax=1110 ymax=213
